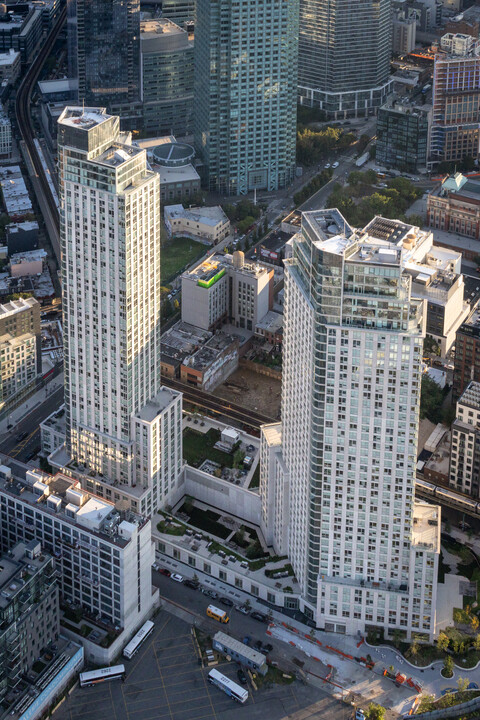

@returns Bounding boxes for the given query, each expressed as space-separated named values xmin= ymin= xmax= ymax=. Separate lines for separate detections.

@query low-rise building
xmin=0 ymin=166 xmax=33 ymax=219
xmin=181 ymin=252 xmax=274 ymax=332
xmin=0 ymin=3 xmax=43 ymax=64
xmin=10 ymin=248 xmax=47 ymax=277
xmin=255 ymin=310 xmax=283 ymax=347
xmin=450 ymin=381 xmax=480 ymax=497
xmin=423 ymin=429 xmax=450 ymax=485
xmin=136 ymin=137 xmax=201 ymax=204
xmin=164 ymin=204 xmax=230 ymax=244
xmin=427 ymin=173 xmax=480 ymax=245
xmin=0 ymin=296 xmax=41 ymax=412
xmin=376 ymin=98 xmax=431 ymax=172
xmin=6 ymin=220 xmax=39 ymax=254
xmin=0 ymin=48 xmax=20 ymax=84
xmin=180 ymin=332 xmax=238 ymax=390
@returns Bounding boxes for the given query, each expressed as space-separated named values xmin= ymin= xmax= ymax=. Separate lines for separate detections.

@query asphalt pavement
xmin=0 ymin=384 xmax=63 ymax=461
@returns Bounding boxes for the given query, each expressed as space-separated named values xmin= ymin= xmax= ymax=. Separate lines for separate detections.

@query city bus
xmin=206 ymin=605 xmax=229 ymax=623
xmin=123 ymin=620 xmax=154 ymax=660
xmin=208 ymin=668 xmax=248 ymax=703
xmin=79 ymin=665 xmax=125 ymax=687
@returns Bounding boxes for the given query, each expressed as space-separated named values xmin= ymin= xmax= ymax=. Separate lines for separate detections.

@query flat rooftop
xmin=0 ymin=469 xmax=146 ymax=547
xmin=135 ymin=386 xmax=181 ymax=422
xmin=58 ymin=106 xmax=112 ymax=131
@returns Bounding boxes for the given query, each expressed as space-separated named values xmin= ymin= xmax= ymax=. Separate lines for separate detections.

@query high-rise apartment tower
xmin=261 ymin=210 xmax=439 ymax=641
xmin=57 ymin=107 xmax=182 ymax=517
xmin=298 ymin=0 xmax=392 ymax=117
xmin=194 ymin=0 xmax=298 ymax=195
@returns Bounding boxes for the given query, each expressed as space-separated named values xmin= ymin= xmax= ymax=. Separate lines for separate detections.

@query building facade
xmin=57 ymin=107 xmax=182 ymax=516
xmin=260 ymin=210 xmax=440 ymax=641
xmin=450 ymin=382 xmax=480 ymax=497
xmin=0 ymin=467 xmax=155 ymax=637
xmin=453 ymin=319 xmax=480 ymax=400
xmin=0 ymin=297 xmax=41 ymax=413
xmin=181 ymin=252 xmax=273 ymax=332
xmin=376 ymin=100 xmax=431 ymax=172
xmin=298 ymin=0 xmax=392 ymax=117
xmin=140 ymin=19 xmax=194 ymax=137
xmin=430 ymin=38 xmax=480 ymax=165
xmin=0 ymin=540 xmax=59 ymax=703
xmin=194 ymin=0 xmax=298 ymax=194
xmin=67 ymin=0 xmax=140 ymax=106
xmin=392 ymin=6 xmax=416 ymax=55
xmin=427 ymin=173 xmax=480 ymax=242
xmin=164 ymin=204 xmax=229 ymax=244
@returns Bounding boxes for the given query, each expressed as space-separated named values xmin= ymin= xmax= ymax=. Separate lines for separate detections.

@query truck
xmin=355 ymin=152 xmax=369 ymax=168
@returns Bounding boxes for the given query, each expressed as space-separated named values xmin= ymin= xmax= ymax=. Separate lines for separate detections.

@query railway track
xmin=160 ymin=375 xmax=275 ymax=430
xmin=15 ymin=6 xmax=66 ymax=244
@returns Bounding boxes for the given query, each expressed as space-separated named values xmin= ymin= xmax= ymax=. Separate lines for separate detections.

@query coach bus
xmin=206 ymin=605 xmax=229 ymax=623
xmin=208 ymin=668 xmax=248 ymax=703
xmin=79 ymin=665 xmax=125 ymax=687
xmin=123 ymin=620 xmax=154 ymax=660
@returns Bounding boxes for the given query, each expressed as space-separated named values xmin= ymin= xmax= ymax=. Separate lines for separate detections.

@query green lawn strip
xmin=183 ymin=427 xmax=234 ymax=468
xmin=161 ymin=236 xmax=206 ymax=283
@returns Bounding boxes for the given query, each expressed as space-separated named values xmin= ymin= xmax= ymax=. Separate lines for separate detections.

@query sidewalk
xmin=0 ymin=372 xmax=64 ymax=439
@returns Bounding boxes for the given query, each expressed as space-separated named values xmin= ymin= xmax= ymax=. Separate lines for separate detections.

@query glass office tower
xmin=68 ymin=0 xmax=140 ymax=106
xmin=298 ymin=0 xmax=392 ymax=117
xmin=194 ymin=0 xmax=298 ymax=195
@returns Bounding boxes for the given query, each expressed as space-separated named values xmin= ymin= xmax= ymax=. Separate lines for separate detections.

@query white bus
xmin=208 ymin=668 xmax=248 ymax=703
xmin=123 ymin=620 xmax=154 ymax=660
xmin=79 ymin=665 xmax=125 ymax=687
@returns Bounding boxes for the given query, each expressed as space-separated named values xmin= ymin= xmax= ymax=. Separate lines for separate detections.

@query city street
xmin=0 ymin=383 xmax=63 ymax=461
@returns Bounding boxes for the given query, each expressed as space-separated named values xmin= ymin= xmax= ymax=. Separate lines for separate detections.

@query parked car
xmin=324 ymin=163 xmax=331 ymax=169
xmin=184 ymin=578 xmax=199 ymax=590
xmin=332 ymin=161 xmax=339 ymax=169
xmin=219 ymin=597 xmax=234 ymax=607
xmin=158 ymin=568 xmax=171 ymax=577
xmin=202 ymin=587 xmax=218 ymax=599
xmin=237 ymin=668 xmax=248 ymax=685
xmin=355 ymin=711 xmax=365 ymax=720
xmin=250 ymin=611 xmax=268 ymax=623
xmin=235 ymin=605 xmax=250 ymax=615
xmin=170 ymin=573 xmax=184 ymax=583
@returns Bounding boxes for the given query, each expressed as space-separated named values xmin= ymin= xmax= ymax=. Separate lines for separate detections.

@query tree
xmin=437 ymin=632 xmax=450 ymax=652
xmin=407 ymin=640 xmax=420 ymax=659
xmin=443 ymin=655 xmax=454 ymax=678
xmin=457 ymin=676 xmax=469 ymax=692
xmin=392 ymin=628 xmax=403 ymax=649
xmin=173 ymin=299 xmax=180 ymax=312
xmin=244 ymin=598 xmax=252 ymax=611
xmin=420 ymin=375 xmax=444 ymax=422
xmin=472 ymin=615 xmax=480 ymax=633
xmin=473 ymin=633 xmax=480 ymax=651
xmin=365 ymin=703 xmax=386 ymax=720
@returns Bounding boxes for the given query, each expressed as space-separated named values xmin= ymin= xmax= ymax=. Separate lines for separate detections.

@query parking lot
xmin=54 ymin=611 xmax=345 ymax=720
